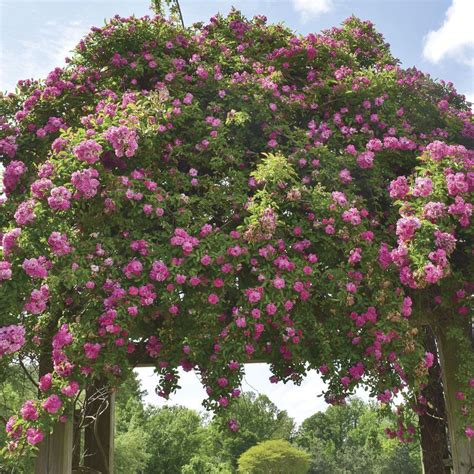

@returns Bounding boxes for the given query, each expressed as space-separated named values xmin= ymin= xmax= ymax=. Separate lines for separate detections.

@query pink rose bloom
xmin=22 ymin=257 xmax=51 ymax=279
xmin=48 ymin=186 xmax=72 ymax=211
xmin=208 ymin=293 xmax=219 ymax=305
xmin=412 ymin=177 xmax=433 ymax=197
xmin=272 ymin=277 xmax=285 ymax=289
xmin=20 ymin=400 xmax=39 ymax=421
xmin=73 ymin=139 xmax=103 ymax=164
xmin=48 ymin=232 xmax=73 ymax=256
xmin=424 ymin=352 xmax=434 ymax=368
xmin=356 ymin=151 xmax=374 ymax=169
xmin=14 ymin=199 xmax=36 ymax=226
xmin=84 ymin=342 xmax=102 ymax=359
xmin=39 ymin=373 xmax=53 ymax=391
xmin=0 ymin=261 xmax=12 ymax=280
xmin=26 ymin=427 xmax=44 ymax=445
xmin=61 ymin=381 xmax=80 ymax=397
xmin=42 ymin=394 xmax=62 ymax=414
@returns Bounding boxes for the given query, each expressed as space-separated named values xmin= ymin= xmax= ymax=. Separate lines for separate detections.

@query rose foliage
xmin=0 ymin=10 xmax=473 ymax=458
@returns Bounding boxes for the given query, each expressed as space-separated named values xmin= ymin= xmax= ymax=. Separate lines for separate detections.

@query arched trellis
xmin=1 ymin=3 xmax=472 ymax=473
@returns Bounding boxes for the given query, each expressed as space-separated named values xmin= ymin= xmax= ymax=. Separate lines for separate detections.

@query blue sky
xmin=1 ymin=0 xmax=473 ymax=102
xmin=1 ymin=0 xmax=472 ymax=422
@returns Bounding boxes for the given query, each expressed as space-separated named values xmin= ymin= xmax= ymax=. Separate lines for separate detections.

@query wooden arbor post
xmin=83 ymin=380 xmax=115 ymax=474
xmin=34 ymin=416 xmax=74 ymax=474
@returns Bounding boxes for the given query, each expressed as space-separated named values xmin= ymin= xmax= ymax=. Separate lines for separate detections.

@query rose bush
xmin=0 ymin=8 xmax=472 ymax=466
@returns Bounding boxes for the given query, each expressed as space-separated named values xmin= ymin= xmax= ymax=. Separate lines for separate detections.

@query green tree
xmin=212 ymin=392 xmax=295 ymax=467
xmin=115 ymin=428 xmax=151 ymax=474
xmin=295 ymin=399 xmax=421 ymax=474
xmin=238 ymin=439 xmax=310 ymax=474
xmin=114 ymin=371 xmax=151 ymax=474
xmin=143 ymin=405 xmax=209 ymax=474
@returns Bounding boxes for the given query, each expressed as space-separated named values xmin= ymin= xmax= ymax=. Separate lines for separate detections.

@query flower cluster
xmin=0 ymin=325 xmax=25 ymax=357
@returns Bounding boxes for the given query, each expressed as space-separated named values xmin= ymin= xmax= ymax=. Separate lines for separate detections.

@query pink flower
xmin=20 ymin=400 xmax=39 ymax=421
xmin=52 ymin=324 xmax=73 ymax=350
xmin=14 ymin=199 xmax=36 ymax=226
xmin=246 ymin=287 xmax=262 ymax=304
xmin=26 ymin=427 xmax=44 ymax=445
xmin=42 ymin=394 xmax=62 ymax=414
xmin=61 ymin=381 xmax=80 ymax=397
xmin=48 ymin=186 xmax=71 ymax=211
xmin=31 ymin=178 xmax=53 ymax=199
xmin=366 ymin=139 xmax=382 ymax=151
xmin=73 ymin=139 xmax=103 ymax=164
xmin=357 ymin=151 xmax=374 ymax=169
xmin=229 ymin=419 xmax=239 ymax=432
xmin=412 ymin=177 xmax=433 ymax=197
xmin=84 ymin=342 xmax=102 ymax=359
xmin=2 ymin=228 xmax=21 ymax=257
xmin=48 ymin=232 xmax=72 ymax=256
xmin=146 ymin=336 xmax=162 ymax=357
xmin=424 ymin=263 xmax=443 ymax=284
xmin=22 ymin=257 xmax=51 ymax=279
xmin=123 ymin=259 xmax=143 ymax=279
xmin=170 ymin=228 xmax=200 ymax=254
xmin=71 ymin=168 xmax=100 ymax=199
xmin=466 ymin=427 xmax=474 ymax=438
xmin=208 ymin=293 xmax=219 ymax=305
xmin=39 ymin=373 xmax=52 ymax=391
xmin=103 ymin=125 xmax=138 ymax=158
xmin=218 ymin=396 xmax=229 ymax=407
xmin=401 ymin=297 xmax=412 ymax=317
xmin=426 ymin=140 xmax=451 ymax=161
xmin=149 ymin=260 xmax=170 ymax=281
xmin=446 ymin=172 xmax=468 ymax=196
xmin=0 ymin=261 xmax=12 ymax=280
xmin=396 ymin=217 xmax=420 ymax=241
xmin=389 ymin=176 xmax=409 ymax=199
xmin=3 ymin=160 xmax=27 ymax=195
xmin=24 ymin=285 xmax=49 ymax=314
xmin=342 ymin=208 xmax=362 ymax=225
xmin=272 ymin=277 xmax=285 ymax=289
xmin=339 ymin=168 xmax=352 ymax=184
xmin=0 ymin=325 xmax=25 ymax=359
xmin=266 ymin=303 xmax=277 ymax=315
xmin=424 ymin=352 xmax=434 ymax=368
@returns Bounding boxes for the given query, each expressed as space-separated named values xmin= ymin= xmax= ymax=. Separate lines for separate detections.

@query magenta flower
xmin=42 ymin=394 xmax=62 ymax=414
xmin=26 ymin=428 xmax=44 ymax=446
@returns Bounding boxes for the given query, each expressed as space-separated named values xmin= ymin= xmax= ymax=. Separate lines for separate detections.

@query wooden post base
xmin=34 ymin=416 xmax=73 ymax=474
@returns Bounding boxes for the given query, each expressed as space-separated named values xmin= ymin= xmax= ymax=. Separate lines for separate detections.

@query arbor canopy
xmin=0 ymin=6 xmax=473 ymax=462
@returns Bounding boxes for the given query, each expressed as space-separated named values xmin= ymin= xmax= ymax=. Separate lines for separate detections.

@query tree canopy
xmin=0 ymin=5 xmax=472 ymax=464
xmin=238 ymin=439 xmax=310 ymax=474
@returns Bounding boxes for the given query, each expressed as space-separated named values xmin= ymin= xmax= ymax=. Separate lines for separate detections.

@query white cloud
xmin=0 ymin=20 xmax=86 ymax=92
xmin=465 ymin=93 xmax=474 ymax=104
xmin=293 ymin=0 xmax=333 ymax=18
xmin=423 ymin=0 xmax=474 ymax=66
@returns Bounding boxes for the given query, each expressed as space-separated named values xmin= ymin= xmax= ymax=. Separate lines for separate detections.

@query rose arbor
xmin=0 ymin=9 xmax=473 ymax=473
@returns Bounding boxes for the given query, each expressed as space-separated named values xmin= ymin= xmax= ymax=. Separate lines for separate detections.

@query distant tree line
xmin=113 ymin=374 xmax=421 ymax=474
xmin=0 ymin=367 xmax=421 ymax=473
